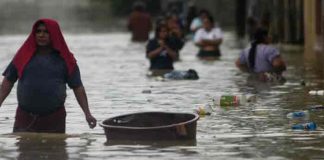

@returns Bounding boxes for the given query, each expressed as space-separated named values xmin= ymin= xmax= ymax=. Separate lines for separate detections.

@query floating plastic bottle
xmin=309 ymin=90 xmax=324 ymax=95
xmin=212 ymin=94 xmax=256 ymax=107
xmin=212 ymin=95 xmax=245 ymax=106
xmin=308 ymin=105 xmax=324 ymax=111
xmin=291 ymin=122 xmax=317 ymax=131
xmin=286 ymin=110 xmax=309 ymax=119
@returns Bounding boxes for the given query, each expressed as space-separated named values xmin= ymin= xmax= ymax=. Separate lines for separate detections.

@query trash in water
xmin=309 ymin=90 xmax=324 ymax=95
xmin=142 ymin=90 xmax=152 ymax=94
xmin=286 ymin=110 xmax=309 ymax=119
xmin=194 ymin=103 xmax=214 ymax=116
xmin=212 ymin=94 xmax=256 ymax=107
xmin=164 ymin=69 xmax=199 ymax=80
xmin=291 ymin=122 xmax=317 ymax=131
xmin=308 ymin=105 xmax=324 ymax=111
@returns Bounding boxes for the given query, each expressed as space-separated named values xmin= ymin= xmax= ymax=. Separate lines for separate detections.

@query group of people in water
xmin=128 ymin=3 xmax=286 ymax=81
xmin=0 ymin=3 xmax=286 ymax=134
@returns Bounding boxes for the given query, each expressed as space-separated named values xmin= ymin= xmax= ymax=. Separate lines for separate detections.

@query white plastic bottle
xmin=309 ymin=90 xmax=324 ymax=95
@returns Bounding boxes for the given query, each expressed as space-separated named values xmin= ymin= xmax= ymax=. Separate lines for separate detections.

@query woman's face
xmin=167 ymin=16 xmax=178 ymax=28
xmin=203 ymin=18 xmax=212 ymax=30
xmin=35 ymin=24 xmax=51 ymax=46
xmin=158 ymin=27 xmax=168 ymax=39
xmin=264 ymin=35 xmax=272 ymax=44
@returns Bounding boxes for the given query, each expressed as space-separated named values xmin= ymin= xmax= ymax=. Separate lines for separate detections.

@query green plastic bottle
xmin=213 ymin=95 xmax=247 ymax=107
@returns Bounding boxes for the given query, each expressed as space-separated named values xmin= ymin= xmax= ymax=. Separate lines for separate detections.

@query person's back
xmin=236 ymin=28 xmax=286 ymax=81
xmin=239 ymin=44 xmax=279 ymax=73
xmin=128 ymin=10 xmax=152 ymax=42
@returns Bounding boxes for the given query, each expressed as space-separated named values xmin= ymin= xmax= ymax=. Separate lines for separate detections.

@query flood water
xmin=0 ymin=32 xmax=324 ymax=160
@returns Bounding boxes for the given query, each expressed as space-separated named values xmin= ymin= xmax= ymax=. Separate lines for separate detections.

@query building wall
xmin=304 ymin=0 xmax=317 ymax=50
xmin=303 ymin=0 xmax=324 ymax=52
xmin=242 ymin=0 xmax=304 ymax=44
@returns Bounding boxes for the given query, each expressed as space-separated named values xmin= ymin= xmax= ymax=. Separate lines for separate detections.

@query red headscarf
xmin=13 ymin=18 xmax=76 ymax=78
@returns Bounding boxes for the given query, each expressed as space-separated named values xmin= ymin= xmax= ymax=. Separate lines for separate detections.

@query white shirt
xmin=194 ymin=27 xmax=223 ymax=43
xmin=190 ymin=17 xmax=202 ymax=32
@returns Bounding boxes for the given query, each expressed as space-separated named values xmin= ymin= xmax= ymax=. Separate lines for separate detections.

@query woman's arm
xmin=201 ymin=39 xmax=223 ymax=47
xmin=165 ymin=45 xmax=178 ymax=61
xmin=73 ymin=86 xmax=97 ymax=129
xmin=147 ymin=46 xmax=164 ymax=59
xmin=0 ymin=77 xmax=14 ymax=107
xmin=235 ymin=58 xmax=249 ymax=72
xmin=272 ymin=56 xmax=286 ymax=74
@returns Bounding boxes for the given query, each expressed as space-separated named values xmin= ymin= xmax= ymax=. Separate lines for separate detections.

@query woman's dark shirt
xmin=146 ymin=39 xmax=175 ymax=70
xmin=2 ymin=50 xmax=82 ymax=115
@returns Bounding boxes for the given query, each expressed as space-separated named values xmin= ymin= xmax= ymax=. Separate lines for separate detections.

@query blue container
xmin=291 ymin=122 xmax=317 ymax=131
xmin=286 ymin=111 xmax=309 ymax=119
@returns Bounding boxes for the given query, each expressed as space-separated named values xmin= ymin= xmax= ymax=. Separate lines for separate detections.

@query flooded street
xmin=0 ymin=32 xmax=324 ymax=160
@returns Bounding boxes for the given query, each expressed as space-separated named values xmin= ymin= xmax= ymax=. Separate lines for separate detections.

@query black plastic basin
xmin=99 ymin=112 xmax=199 ymax=141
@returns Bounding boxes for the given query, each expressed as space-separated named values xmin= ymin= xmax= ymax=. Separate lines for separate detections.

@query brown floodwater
xmin=0 ymin=32 xmax=323 ymax=160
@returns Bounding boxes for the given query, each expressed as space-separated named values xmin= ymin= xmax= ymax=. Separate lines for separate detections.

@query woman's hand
xmin=86 ymin=113 xmax=97 ymax=129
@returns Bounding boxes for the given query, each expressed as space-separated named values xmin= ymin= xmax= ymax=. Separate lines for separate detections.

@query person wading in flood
xmin=194 ymin=15 xmax=223 ymax=60
xmin=146 ymin=24 xmax=178 ymax=76
xmin=0 ymin=19 xmax=97 ymax=133
xmin=235 ymin=28 xmax=286 ymax=82
xmin=128 ymin=1 xmax=152 ymax=42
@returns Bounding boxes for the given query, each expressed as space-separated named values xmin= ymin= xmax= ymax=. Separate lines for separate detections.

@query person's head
xmin=199 ymin=9 xmax=210 ymax=19
xmin=155 ymin=16 xmax=166 ymax=26
xmin=133 ymin=1 xmax=146 ymax=12
xmin=166 ymin=14 xmax=179 ymax=29
xmin=35 ymin=21 xmax=51 ymax=47
xmin=155 ymin=24 xmax=169 ymax=40
xmin=253 ymin=28 xmax=270 ymax=44
xmin=202 ymin=15 xmax=214 ymax=31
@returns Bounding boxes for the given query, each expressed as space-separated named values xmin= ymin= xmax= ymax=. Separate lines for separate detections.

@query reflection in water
xmin=147 ymin=69 xmax=173 ymax=77
xmin=15 ymin=133 xmax=68 ymax=160
xmin=105 ymin=139 xmax=197 ymax=147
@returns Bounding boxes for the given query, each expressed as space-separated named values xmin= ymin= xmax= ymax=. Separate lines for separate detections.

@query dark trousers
xmin=13 ymin=107 xmax=66 ymax=133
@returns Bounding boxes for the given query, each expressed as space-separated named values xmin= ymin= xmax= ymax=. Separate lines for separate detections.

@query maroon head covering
xmin=13 ymin=18 xmax=76 ymax=78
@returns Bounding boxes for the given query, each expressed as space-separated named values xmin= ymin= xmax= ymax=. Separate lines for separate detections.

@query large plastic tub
xmin=100 ymin=112 xmax=199 ymax=141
